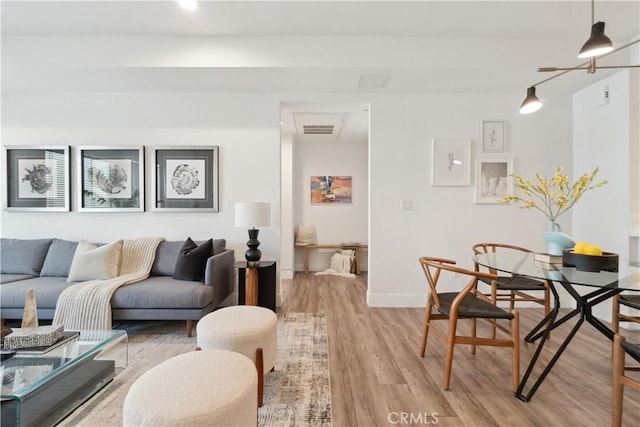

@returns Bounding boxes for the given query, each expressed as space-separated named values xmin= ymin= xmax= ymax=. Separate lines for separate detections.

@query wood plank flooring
xmin=281 ymin=273 xmax=640 ymax=427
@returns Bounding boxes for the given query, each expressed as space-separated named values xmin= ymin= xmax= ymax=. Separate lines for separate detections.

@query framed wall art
xmin=310 ymin=175 xmax=352 ymax=204
xmin=431 ymin=139 xmax=471 ymax=187
xmin=474 ymin=157 xmax=513 ymax=204
xmin=77 ymin=146 xmax=144 ymax=212
xmin=152 ymin=146 xmax=219 ymax=212
xmin=480 ymin=120 xmax=506 ymax=153
xmin=4 ymin=145 xmax=71 ymax=211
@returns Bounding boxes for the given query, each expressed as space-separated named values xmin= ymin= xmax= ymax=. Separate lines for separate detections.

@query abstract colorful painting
xmin=310 ymin=176 xmax=352 ymax=204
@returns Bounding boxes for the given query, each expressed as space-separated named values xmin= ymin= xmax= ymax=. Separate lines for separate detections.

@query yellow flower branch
xmin=499 ymin=166 xmax=608 ymax=222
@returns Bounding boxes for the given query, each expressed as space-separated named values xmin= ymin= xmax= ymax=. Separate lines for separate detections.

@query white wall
xmin=367 ymin=92 xmax=573 ymax=306
xmin=2 ymin=90 xmax=576 ymax=309
xmin=573 ymin=69 xmax=639 ymax=320
xmin=0 ymin=92 xmax=283 ymax=278
xmin=293 ymin=137 xmax=369 ymax=272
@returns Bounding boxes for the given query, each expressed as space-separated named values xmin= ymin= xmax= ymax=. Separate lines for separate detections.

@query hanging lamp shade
xmin=519 ymin=87 xmax=543 ymax=114
xmin=578 ymin=21 xmax=614 ymax=58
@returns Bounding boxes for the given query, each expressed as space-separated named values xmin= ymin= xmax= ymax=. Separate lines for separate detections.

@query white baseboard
xmin=280 ymin=267 xmax=294 ymax=280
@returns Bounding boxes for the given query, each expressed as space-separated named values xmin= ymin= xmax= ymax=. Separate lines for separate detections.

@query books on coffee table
xmin=534 ymin=253 xmax=563 ymax=264
xmin=9 ymin=331 xmax=80 ymax=355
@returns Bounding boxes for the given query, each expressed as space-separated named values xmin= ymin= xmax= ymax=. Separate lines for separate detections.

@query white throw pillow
xmin=330 ymin=251 xmax=353 ymax=273
xmin=67 ymin=239 xmax=124 ymax=282
xmin=295 ymin=225 xmax=318 ymax=245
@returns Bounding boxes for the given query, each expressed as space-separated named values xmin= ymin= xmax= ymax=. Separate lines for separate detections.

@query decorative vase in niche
xmin=543 ymin=221 xmax=575 ymax=256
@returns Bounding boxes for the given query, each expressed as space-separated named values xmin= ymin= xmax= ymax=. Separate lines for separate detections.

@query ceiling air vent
xmin=303 ymin=125 xmax=334 ymax=135
xmin=293 ymin=112 xmax=347 ymax=142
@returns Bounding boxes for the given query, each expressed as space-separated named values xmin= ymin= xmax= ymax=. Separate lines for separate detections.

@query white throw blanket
xmin=315 ymin=250 xmax=356 ymax=278
xmin=53 ymin=237 xmax=164 ymax=331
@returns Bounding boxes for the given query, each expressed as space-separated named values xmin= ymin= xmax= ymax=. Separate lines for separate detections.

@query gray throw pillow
xmin=213 ymin=239 xmax=226 ymax=255
xmin=40 ymin=239 xmax=79 ymax=277
xmin=0 ymin=238 xmax=53 ymax=275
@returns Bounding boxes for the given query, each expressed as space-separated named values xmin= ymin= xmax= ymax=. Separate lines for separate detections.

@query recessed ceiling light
xmin=358 ymin=74 xmax=390 ymax=89
xmin=178 ymin=0 xmax=198 ymax=11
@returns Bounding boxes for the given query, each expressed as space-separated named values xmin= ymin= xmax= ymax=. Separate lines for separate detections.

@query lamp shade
xmin=578 ymin=21 xmax=614 ymax=58
xmin=235 ymin=202 xmax=271 ymax=228
xmin=519 ymin=86 xmax=543 ymax=114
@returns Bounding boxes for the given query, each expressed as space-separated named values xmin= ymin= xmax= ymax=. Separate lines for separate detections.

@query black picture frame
xmin=4 ymin=146 xmax=71 ymax=212
xmin=77 ymin=146 xmax=144 ymax=212
xmin=152 ymin=146 xmax=219 ymax=212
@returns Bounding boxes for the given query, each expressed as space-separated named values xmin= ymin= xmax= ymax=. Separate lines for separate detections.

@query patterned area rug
xmin=59 ymin=313 xmax=331 ymax=426
xmin=260 ymin=312 xmax=332 ymax=427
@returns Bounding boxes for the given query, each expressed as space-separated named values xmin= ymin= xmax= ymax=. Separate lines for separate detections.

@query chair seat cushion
xmin=620 ymin=294 xmax=640 ymax=310
xmin=479 ymin=275 xmax=547 ymax=291
xmin=435 ymin=292 xmax=513 ymax=319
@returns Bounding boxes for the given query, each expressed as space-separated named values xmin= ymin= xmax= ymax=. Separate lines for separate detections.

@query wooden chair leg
xmin=443 ymin=316 xmax=458 ymax=391
xmin=611 ymin=295 xmax=620 ymax=358
xmin=612 ymin=334 xmax=625 ymax=427
xmin=470 ymin=318 xmax=477 ymax=355
xmin=256 ymin=348 xmax=264 ymax=407
xmin=511 ymin=309 xmax=520 ymax=393
xmin=420 ymin=303 xmax=433 ymax=357
xmin=186 ymin=320 xmax=194 ymax=337
xmin=490 ymin=286 xmax=497 ymax=339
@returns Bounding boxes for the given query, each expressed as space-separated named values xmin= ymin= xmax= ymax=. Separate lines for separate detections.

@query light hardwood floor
xmin=281 ymin=273 xmax=640 ymax=427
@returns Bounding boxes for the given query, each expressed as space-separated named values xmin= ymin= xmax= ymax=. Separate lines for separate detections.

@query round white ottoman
xmin=196 ymin=305 xmax=277 ymax=406
xmin=123 ymin=350 xmax=257 ymax=427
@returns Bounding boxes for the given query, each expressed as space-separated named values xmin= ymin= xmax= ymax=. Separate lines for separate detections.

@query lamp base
xmin=245 ymin=228 xmax=262 ymax=264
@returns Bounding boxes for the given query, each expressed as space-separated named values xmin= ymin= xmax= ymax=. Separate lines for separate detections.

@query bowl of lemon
xmin=562 ymin=241 xmax=619 ymax=272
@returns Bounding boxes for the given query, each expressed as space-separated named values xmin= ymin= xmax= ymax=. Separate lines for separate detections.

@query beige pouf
xmin=123 ymin=350 xmax=257 ymax=427
xmin=197 ymin=305 xmax=278 ymax=406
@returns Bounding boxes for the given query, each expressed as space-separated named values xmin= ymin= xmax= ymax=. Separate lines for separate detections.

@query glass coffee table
xmin=1 ymin=329 xmax=127 ymax=427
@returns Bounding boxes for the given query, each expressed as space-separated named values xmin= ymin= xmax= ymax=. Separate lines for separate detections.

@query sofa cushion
xmin=212 ymin=239 xmax=226 ymax=255
xmin=0 ymin=276 xmax=73 ymax=309
xmin=111 ymin=276 xmax=214 ymax=309
xmin=67 ymin=240 xmax=123 ymax=282
xmin=1 ymin=274 xmax=37 ymax=285
xmin=0 ymin=238 xmax=53 ymax=275
xmin=173 ymin=238 xmax=213 ymax=282
xmin=40 ymin=239 xmax=79 ymax=277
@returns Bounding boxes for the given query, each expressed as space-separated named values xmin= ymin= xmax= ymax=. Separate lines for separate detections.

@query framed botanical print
xmin=474 ymin=156 xmax=513 ymax=204
xmin=431 ymin=139 xmax=471 ymax=186
xmin=4 ymin=145 xmax=71 ymax=211
xmin=77 ymin=146 xmax=144 ymax=212
xmin=152 ymin=146 xmax=219 ymax=212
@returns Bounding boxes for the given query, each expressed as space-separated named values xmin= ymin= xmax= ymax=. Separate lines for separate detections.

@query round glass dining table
xmin=473 ymin=251 xmax=640 ymax=402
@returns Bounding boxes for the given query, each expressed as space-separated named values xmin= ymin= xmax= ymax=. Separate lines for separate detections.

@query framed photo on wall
xmin=431 ymin=139 xmax=471 ymax=186
xmin=474 ymin=156 xmax=513 ymax=204
xmin=4 ymin=145 xmax=71 ymax=211
xmin=310 ymin=176 xmax=352 ymax=204
xmin=152 ymin=146 xmax=219 ymax=212
xmin=480 ymin=120 xmax=506 ymax=153
xmin=78 ymin=146 xmax=144 ymax=212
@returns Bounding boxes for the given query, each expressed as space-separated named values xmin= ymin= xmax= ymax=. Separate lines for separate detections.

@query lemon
xmin=573 ymin=241 xmax=588 ymax=254
xmin=583 ymin=244 xmax=603 ymax=256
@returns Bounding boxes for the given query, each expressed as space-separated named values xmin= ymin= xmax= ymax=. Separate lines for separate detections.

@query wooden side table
xmin=236 ymin=261 xmax=276 ymax=312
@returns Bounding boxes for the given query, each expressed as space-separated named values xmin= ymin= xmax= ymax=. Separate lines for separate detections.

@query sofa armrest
xmin=204 ymin=249 xmax=235 ymax=307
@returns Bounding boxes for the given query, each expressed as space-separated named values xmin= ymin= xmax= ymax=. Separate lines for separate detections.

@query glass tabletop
xmin=1 ymin=329 xmax=127 ymax=399
xmin=473 ymin=252 xmax=640 ymax=291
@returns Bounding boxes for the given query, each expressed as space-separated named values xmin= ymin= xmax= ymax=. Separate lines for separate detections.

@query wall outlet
xmin=401 ymin=200 xmax=412 ymax=210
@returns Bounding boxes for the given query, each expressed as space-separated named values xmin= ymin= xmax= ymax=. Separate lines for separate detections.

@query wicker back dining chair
xmin=418 ymin=256 xmax=520 ymax=392
xmin=612 ymin=334 xmax=640 ymax=427
xmin=472 ymin=243 xmax=551 ymax=337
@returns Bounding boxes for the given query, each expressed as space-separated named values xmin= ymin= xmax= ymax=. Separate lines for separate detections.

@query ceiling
xmin=2 ymin=0 xmax=639 ymax=141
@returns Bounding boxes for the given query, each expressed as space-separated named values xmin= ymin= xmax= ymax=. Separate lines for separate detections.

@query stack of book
xmin=534 ymin=253 xmax=563 ymax=269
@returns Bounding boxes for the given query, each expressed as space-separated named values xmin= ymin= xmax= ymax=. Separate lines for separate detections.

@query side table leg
xmin=245 ymin=268 xmax=259 ymax=306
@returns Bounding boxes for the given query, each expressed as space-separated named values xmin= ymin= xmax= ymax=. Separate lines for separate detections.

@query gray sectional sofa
xmin=0 ymin=238 xmax=235 ymax=336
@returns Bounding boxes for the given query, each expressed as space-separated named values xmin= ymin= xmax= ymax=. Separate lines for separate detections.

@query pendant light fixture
xmin=519 ymin=87 xmax=543 ymax=115
xmin=519 ymin=0 xmax=639 ymax=114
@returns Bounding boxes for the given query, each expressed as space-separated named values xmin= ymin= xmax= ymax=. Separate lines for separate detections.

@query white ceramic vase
xmin=543 ymin=221 xmax=575 ymax=256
